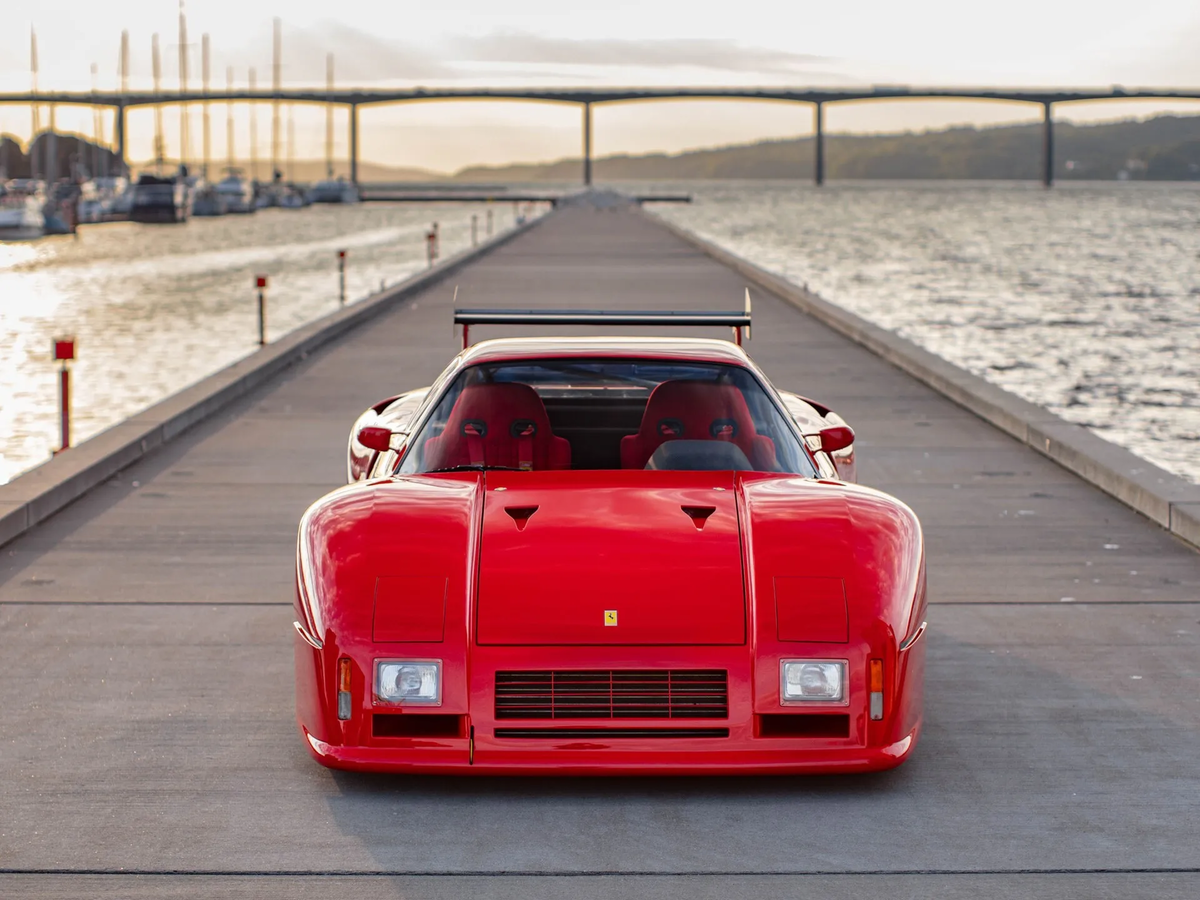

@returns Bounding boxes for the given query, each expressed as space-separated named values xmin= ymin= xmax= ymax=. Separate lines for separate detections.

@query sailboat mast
xmin=152 ymin=34 xmax=164 ymax=174
xmin=249 ymin=68 xmax=258 ymax=181
xmin=226 ymin=67 xmax=234 ymax=172
xmin=287 ymin=103 xmax=295 ymax=183
xmin=91 ymin=63 xmax=101 ymax=177
xmin=120 ymin=30 xmax=129 ymax=177
xmin=325 ymin=54 xmax=334 ymax=179
xmin=30 ymin=28 xmax=40 ymax=181
xmin=272 ymin=17 xmax=281 ymax=182
xmin=202 ymin=34 xmax=211 ymax=179
xmin=178 ymin=1 xmax=189 ymax=172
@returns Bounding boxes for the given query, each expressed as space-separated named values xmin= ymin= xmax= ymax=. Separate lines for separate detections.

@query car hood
xmin=300 ymin=471 xmax=919 ymax=653
xmin=476 ymin=471 xmax=746 ymax=645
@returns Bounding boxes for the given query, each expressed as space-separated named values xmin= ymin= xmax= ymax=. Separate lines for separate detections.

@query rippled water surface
xmin=0 ymin=203 xmax=519 ymax=484
xmin=649 ymin=181 xmax=1200 ymax=484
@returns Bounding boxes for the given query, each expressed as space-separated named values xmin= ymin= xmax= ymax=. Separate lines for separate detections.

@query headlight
xmin=781 ymin=660 xmax=847 ymax=704
xmin=375 ymin=660 xmax=441 ymax=705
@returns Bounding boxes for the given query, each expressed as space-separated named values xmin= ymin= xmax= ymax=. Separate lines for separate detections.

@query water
xmin=3 ymin=183 xmax=1198 ymax=487
xmin=0 ymin=202 xmax=522 ymax=484
xmin=648 ymin=181 xmax=1200 ymax=484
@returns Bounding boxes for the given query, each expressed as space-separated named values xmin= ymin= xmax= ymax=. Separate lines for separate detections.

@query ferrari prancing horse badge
xmin=604 ymin=610 xmax=618 ymax=626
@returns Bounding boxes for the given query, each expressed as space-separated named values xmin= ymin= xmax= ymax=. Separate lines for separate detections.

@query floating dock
xmin=1 ymin=196 xmax=1197 ymax=899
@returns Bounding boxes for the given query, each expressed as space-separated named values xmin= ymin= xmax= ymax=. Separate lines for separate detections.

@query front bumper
xmin=296 ymin=627 xmax=926 ymax=776
xmin=302 ymin=724 xmax=920 ymax=775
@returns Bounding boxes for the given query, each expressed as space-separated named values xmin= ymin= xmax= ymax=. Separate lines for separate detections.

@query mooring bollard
xmin=471 ymin=214 xmax=478 ymax=246
xmin=338 ymin=250 xmax=347 ymax=305
xmin=256 ymin=274 xmax=268 ymax=346
xmin=53 ymin=336 xmax=75 ymax=453
xmin=426 ymin=226 xmax=438 ymax=268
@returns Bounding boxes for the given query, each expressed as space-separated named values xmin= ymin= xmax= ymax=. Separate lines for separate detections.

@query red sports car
xmin=294 ymin=311 xmax=926 ymax=774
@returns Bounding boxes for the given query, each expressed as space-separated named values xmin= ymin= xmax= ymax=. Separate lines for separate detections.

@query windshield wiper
xmin=426 ymin=465 xmax=524 ymax=473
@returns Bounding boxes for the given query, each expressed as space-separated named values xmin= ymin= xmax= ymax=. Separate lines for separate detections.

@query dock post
xmin=471 ymin=214 xmax=478 ymax=246
xmin=338 ymin=250 xmax=346 ymax=305
xmin=813 ymin=101 xmax=825 ymax=186
xmin=256 ymin=275 xmax=268 ymax=345
xmin=349 ymin=103 xmax=359 ymax=185
xmin=487 ymin=207 xmax=493 ymax=237
xmin=582 ymin=102 xmax=593 ymax=187
xmin=53 ymin=338 xmax=75 ymax=453
xmin=1042 ymin=101 xmax=1054 ymax=188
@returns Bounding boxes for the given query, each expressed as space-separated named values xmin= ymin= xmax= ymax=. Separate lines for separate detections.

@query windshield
xmin=397 ymin=359 xmax=817 ymax=476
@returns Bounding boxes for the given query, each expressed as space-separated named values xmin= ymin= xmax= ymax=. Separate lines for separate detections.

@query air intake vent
xmin=494 ymin=669 xmax=728 ymax=720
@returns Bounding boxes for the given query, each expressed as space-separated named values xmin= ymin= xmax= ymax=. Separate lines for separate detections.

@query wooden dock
xmin=1 ymin=200 xmax=1197 ymax=899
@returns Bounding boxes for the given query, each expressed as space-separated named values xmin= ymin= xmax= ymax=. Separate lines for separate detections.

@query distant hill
xmin=453 ymin=114 xmax=1200 ymax=182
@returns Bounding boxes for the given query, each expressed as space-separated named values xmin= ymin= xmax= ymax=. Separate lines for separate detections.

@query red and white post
xmin=53 ymin=337 xmax=76 ymax=453
xmin=256 ymin=274 xmax=268 ymax=345
xmin=337 ymin=250 xmax=347 ymax=305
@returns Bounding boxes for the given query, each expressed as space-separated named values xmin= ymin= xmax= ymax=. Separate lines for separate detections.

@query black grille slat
xmin=495 ymin=727 xmax=729 ymax=739
xmin=495 ymin=669 xmax=728 ymax=720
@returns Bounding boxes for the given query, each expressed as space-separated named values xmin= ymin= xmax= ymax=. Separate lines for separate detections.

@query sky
xmin=2 ymin=0 xmax=1199 ymax=172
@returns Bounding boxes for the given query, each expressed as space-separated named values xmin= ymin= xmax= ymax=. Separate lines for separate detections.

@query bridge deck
xmin=2 ymin=202 xmax=1198 ymax=899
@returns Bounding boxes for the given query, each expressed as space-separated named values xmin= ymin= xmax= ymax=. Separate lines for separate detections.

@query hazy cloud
xmin=231 ymin=24 xmax=837 ymax=84
xmin=231 ymin=22 xmax=455 ymax=83
xmin=451 ymin=33 xmax=830 ymax=76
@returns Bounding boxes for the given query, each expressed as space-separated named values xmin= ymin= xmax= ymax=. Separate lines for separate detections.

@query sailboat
xmin=191 ymin=34 xmax=229 ymax=217
xmin=3 ymin=33 xmax=46 ymax=239
xmin=0 ymin=179 xmax=46 ymax=240
xmin=129 ymin=33 xmax=191 ymax=223
xmin=310 ymin=54 xmax=359 ymax=204
xmin=209 ymin=67 xmax=256 ymax=214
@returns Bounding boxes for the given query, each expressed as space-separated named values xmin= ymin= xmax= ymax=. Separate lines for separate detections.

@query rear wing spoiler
xmin=454 ymin=290 xmax=752 ymax=349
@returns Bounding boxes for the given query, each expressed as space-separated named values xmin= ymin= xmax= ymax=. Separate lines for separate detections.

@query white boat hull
xmin=0 ymin=200 xmax=45 ymax=240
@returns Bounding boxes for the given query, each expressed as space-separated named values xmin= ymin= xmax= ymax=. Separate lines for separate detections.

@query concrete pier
xmin=1 ymin=200 xmax=1198 ymax=899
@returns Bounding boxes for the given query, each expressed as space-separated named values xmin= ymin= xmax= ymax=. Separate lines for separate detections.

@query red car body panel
xmin=295 ymin=470 xmax=926 ymax=774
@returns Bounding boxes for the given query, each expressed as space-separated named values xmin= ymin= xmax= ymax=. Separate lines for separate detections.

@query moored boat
xmin=191 ymin=179 xmax=229 ymax=217
xmin=130 ymin=173 xmax=191 ymax=223
xmin=214 ymin=170 xmax=256 ymax=214
xmin=310 ymin=177 xmax=359 ymax=204
xmin=0 ymin=182 xmax=46 ymax=240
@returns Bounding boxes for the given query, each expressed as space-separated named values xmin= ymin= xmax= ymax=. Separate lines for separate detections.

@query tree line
xmin=454 ymin=114 xmax=1200 ymax=182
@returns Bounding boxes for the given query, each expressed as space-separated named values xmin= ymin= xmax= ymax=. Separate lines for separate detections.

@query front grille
xmin=494 ymin=669 xmax=728 ymax=720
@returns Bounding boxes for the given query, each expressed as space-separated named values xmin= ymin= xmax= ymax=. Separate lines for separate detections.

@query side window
xmin=397 ymin=378 xmax=466 ymax=474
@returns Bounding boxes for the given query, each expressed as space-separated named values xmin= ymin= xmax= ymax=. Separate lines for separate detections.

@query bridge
xmin=3 ymin=85 xmax=1199 ymax=186
xmin=1 ymin=195 xmax=1198 ymax=898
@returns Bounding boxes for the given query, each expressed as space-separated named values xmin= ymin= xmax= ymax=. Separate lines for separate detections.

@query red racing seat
xmin=620 ymin=380 xmax=776 ymax=470
xmin=423 ymin=382 xmax=571 ymax=471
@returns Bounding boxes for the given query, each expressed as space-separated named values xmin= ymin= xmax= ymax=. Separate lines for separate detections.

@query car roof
xmin=458 ymin=336 xmax=754 ymax=367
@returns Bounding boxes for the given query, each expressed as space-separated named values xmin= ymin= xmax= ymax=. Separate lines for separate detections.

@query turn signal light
xmin=869 ymin=659 xmax=884 ymax=721
xmin=337 ymin=658 xmax=352 ymax=720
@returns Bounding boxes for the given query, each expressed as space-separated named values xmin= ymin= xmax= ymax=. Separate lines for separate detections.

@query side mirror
xmin=357 ymin=425 xmax=394 ymax=453
xmin=817 ymin=425 xmax=855 ymax=454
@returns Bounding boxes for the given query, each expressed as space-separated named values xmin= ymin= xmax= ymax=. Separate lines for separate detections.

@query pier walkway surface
xmin=2 ymin=198 xmax=1198 ymax=900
